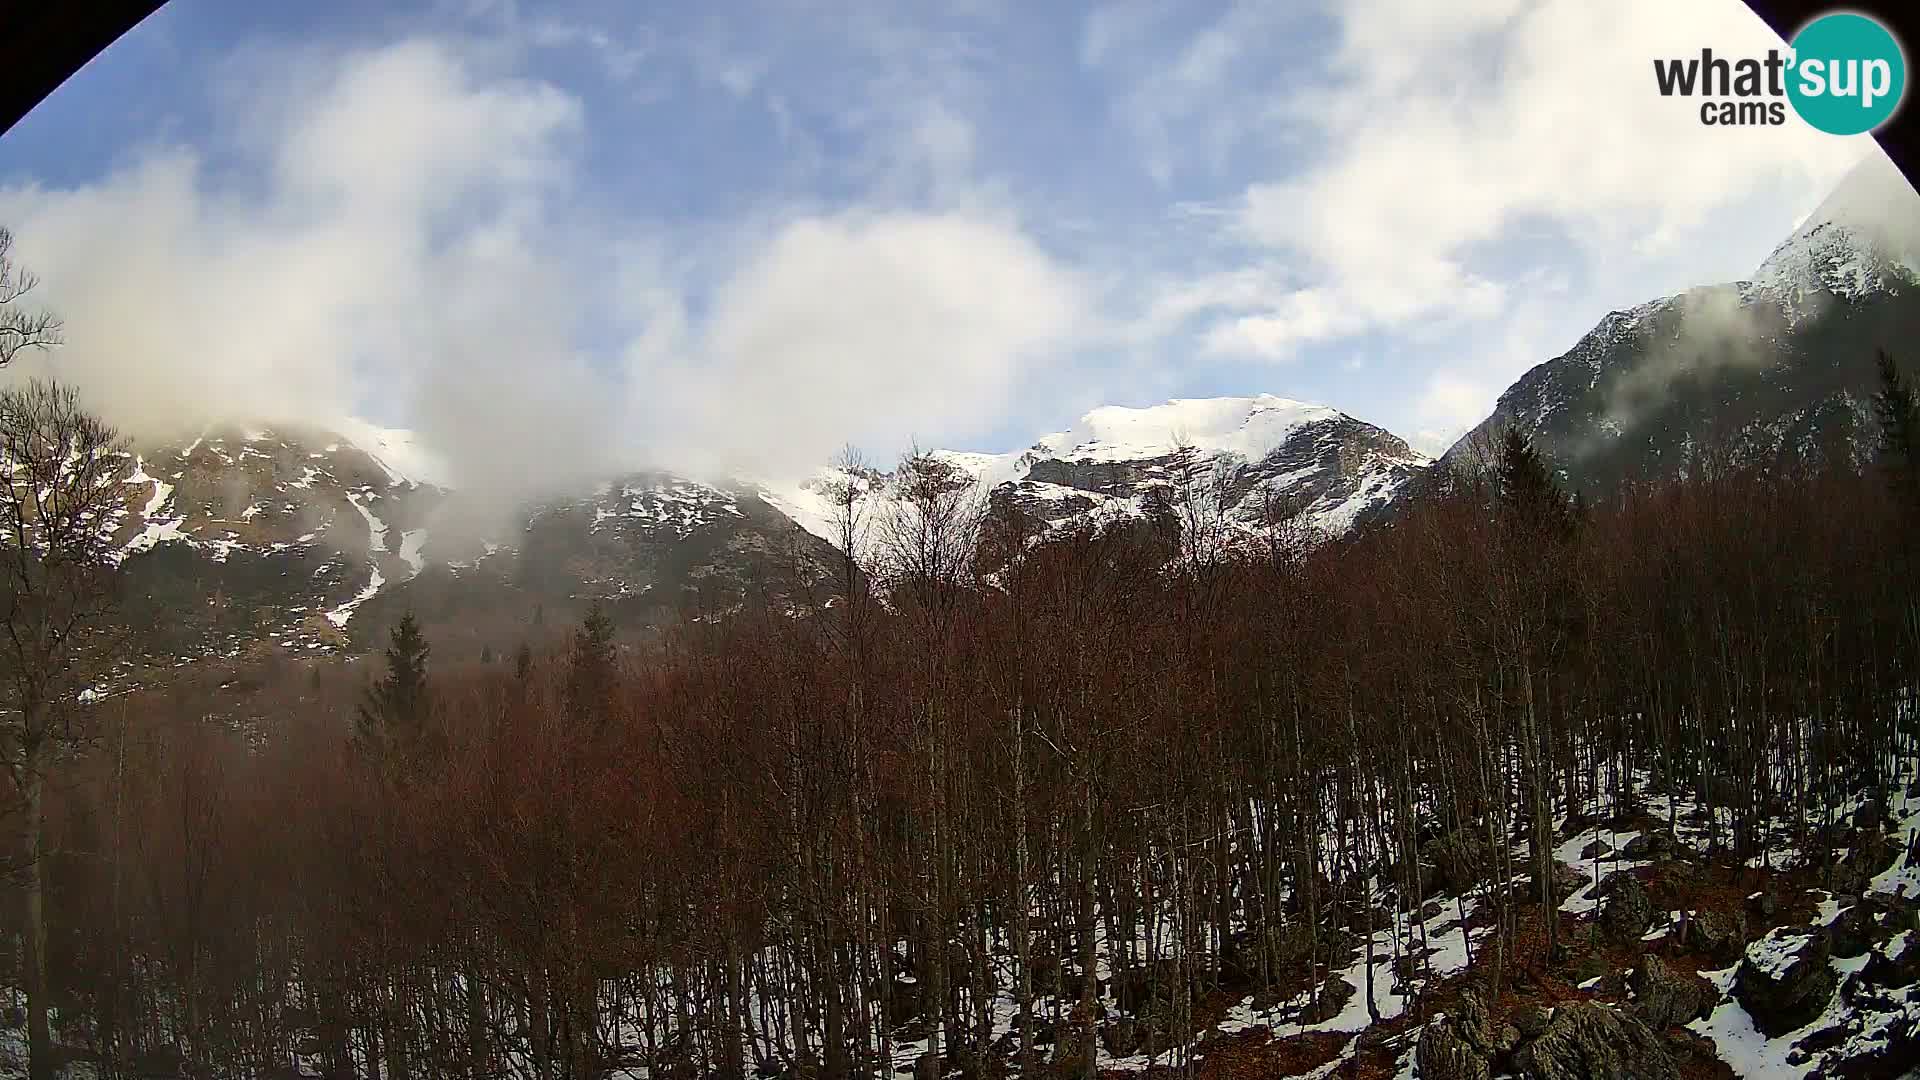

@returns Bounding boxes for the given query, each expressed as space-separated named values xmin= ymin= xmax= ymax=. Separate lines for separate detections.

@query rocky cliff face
xmin=1440 ymin=152 xmax=1920 ymax=495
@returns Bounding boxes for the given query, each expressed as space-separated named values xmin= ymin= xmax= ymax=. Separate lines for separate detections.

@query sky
xmin=0 ymin=0 xmax=1888 ymax=491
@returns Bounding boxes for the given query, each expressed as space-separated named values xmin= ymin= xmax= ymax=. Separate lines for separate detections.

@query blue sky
xmin=0 ymin=0 xmax=1884 ymax=487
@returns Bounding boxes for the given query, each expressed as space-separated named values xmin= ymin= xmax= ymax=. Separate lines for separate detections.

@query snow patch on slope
xmin=325 ymin=564 xmax=385 ymax=628
xmin=398 ymin=529 xmax=428 ymax=580
xmin=121 ymin=456 xmax=185 ymax=556
xmin=345 ymin=491 xmax=388 ymax=553
xmin=759 ymin=478 xmax=845 ymax=549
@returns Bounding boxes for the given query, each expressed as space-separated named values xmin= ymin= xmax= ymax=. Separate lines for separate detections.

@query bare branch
xmin=0 ymin=229 xmax=63 ymax=368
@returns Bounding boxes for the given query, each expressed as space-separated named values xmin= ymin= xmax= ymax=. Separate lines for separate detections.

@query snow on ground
xmin=1311 ymin=466 xmax=1417 ymax=534
xmin=1689 ymin=930 xmax=1884 ymax=1080
xmin=120 ymin=456 xmax=186 ymax=557
xmin=1673 ymin=750 xmax=1920 ymax=1077
xmin=325 ymin=563 xmax=385 ymax=628
xmin=1553 ymin=824 xmax=1650 ymax=916
xmin=758 ymin=467 xmax=884 ymax=552
xmin=1089 ymin=896 xmax=1487 ymax=1074
xmin=758 ymin=481 xmax=840 ymax=548
xmin=1743 ymin=927 xmax=1821 ymax=982
xmin=345 ymin=492 xmax=388 ymax=553
xmin=609 ymin=753 xmax=1919 ymax=1079
xmin=398 ymin=529 xmax=428 ymax=579
xmin=130 ymin=458 xmax=171 ymax=517
xmin=1869 ymin=776 xmax=1920 ymax=900
xmin=613 ymin=480 xmax=743 ymax=539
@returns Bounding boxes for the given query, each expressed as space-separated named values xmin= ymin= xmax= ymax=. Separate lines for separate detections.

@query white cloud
xmin=654 ymin=211 xmax=1086 ymax=481
xmin=1200 ymin=288 xmax=1355 ymax=359
xmin=1124 ymin=0 xmax=1877 ymax=439
xmin=0 ymin=36 xmax=620 ymax=520
xmin=1411 ymin=372 xmax=1500 ymax=456
xmin=1237 ymin=0 xmax=1861 ymax=329
xmin=0 ymin=29 xmax=1083 ymax=501
xmin=1087 ymin=0 xmax=1306 ymax=186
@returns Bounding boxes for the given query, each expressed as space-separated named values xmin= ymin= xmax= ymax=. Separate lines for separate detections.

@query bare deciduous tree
xmin=0 ymin=379 xmax=128 ymax=1080
xmin=0 ymin=230 xmax=62 ymax=369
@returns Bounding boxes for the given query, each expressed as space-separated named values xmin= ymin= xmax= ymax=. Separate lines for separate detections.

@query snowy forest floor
xmin=1040 ymin=762 xmax=1920 ymax=1080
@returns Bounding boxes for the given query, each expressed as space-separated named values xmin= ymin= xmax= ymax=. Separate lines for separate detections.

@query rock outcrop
xmin=1511 ymin=1002 xmax=1680 ymax=1080
xmin=1734 ymin=927 xmax=1837 ymax=1036
xmin=1630 ymin=955 xmax=1718 ymax=1029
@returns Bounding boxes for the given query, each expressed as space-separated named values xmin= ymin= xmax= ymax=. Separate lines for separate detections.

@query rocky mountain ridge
xmin=1441 ymin=151 xmax=1920 ymax=494
xmin=91 ymin=392 xmax=1428 ymax=659
xmin=767 ymin=394 xmax=1429 ymax=554
xmin=103 ymin=424 xmax=839 ymax=660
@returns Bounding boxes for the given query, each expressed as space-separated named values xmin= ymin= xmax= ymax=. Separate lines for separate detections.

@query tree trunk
xmin=465 ymin=954 xmax=487 ymax=1079
xmin=23 ymin=756 xmax=52 ymax=1080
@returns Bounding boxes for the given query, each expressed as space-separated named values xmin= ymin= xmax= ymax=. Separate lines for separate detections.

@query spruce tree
xmin=357 ymin=612 xmax=432 ymax=766
xmin=1873 ymin=349 xmax=1920 ymax=506
xmin=566 ymin=601 xmax=617 ymax=728
xmin=514 ymin=641 xmax=533 ymax=682
xmin=1496 ymin=427 xmax=1571 ymax=537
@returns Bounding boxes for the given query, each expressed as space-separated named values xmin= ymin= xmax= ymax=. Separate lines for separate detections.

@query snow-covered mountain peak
xmin=1445 ymin=150 xmax=1920 ymax=498
xmin=1746 ymin=151 xmax=1920 ymax=317
xmin=764 ymin=394 xmax=1428 ymax=551
xmin=1032 ymin=394 xmax=1347 ymax=465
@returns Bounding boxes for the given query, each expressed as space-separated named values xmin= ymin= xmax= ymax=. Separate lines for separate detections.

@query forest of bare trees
xmin=5 ymin=363 xmax=1918 ymax=1079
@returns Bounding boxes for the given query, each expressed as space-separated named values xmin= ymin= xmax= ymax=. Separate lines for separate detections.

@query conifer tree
xmin=566 ymin=600 xmax=617 ymax=727
xmin=357 ymin=612 xmax=432 ymax=766
xmin=1496 ymin=427 xmax=1571 ymax=537
xmin=1873 ymin=349 xmax=1920 ymax=506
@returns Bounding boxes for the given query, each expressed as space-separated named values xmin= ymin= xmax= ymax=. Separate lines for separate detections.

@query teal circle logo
xmin=1787 ymin=13 xmax=1906 ymax=135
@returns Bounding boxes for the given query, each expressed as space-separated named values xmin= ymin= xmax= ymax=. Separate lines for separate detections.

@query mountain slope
xmin=107 ymin=425 xmax=840 ymax=660
xmin=1442 ymin=152 xmax=1920 ymax=494
xmin=770 ymin=394 xmax=1428 ymax=550
xmin=96 ymin=391 xmax=1415 ymax=661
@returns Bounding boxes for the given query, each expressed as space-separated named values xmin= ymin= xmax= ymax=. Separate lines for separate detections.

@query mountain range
xmin=88 ymin=151 xmax=1920 ymax=662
